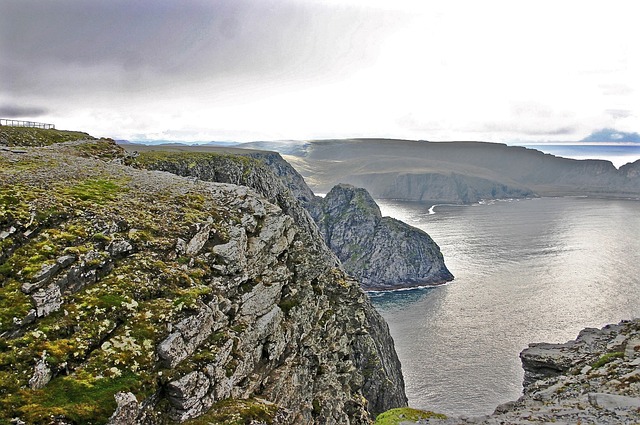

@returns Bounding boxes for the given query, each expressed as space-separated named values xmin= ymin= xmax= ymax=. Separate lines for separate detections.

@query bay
xmin=371 ymin=196 xmax=640 ymax=416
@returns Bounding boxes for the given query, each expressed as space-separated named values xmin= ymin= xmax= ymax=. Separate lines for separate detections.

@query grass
xmin=7 ymin=371 xmax=142 ymax=424
xmin=591 ymin=351 xmax=624 ymax=369
xmin=0 ymin=126 xmax=95 ymax=147
xmin=61 ymin=178 xmax=129 ymax=204
xmin=182 ymin=398 xmax=280 ymax=425
xmin=374 ymin=407 xmax=447 ymax=424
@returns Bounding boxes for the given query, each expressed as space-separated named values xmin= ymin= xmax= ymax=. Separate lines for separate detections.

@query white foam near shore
xmin=366 ymin=280 xmax=452 ymax=296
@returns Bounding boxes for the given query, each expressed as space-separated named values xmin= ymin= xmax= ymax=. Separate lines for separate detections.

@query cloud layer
xmin=1 ymin=0 xmax=638 ymax=142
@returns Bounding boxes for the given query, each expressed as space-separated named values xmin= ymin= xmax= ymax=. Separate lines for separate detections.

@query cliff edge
xmin=124 ymin=144 xmax=453 ymax=290
xmin=0 ymin=135 xmax=407 ymax=424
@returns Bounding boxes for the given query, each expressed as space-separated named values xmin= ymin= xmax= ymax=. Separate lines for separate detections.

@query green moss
xmin=0 ymin=279 xmax=33 ymax=333
xmin=62 ymin=178 xmax=128 ymax=204
xmin=4 ymin=371 xmax=141 ymax=424
xmin=278 ymin=297 xmax=299 ymax=315
xmin=71 ymin=139 xmax=126 ymax=161
xmin=183 ymin=398 xmax=280 ymax=425
xmin=0 ymin=127 xmax=95 ymax=147
xmin=591 ymin=351 xmax=624 ymax=369
xmin=374 ymin=407 xmax=447 ymax=424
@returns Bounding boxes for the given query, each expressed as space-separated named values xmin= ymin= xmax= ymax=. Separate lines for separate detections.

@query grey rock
xmin=186 ymin=222 xmax=211 ymax=255
xmin=32 ymin=284 xmax=62 ymax=317
xmin=625 ymin=336 xmax=640 ymax=358
xmin=310 ymin=184 xmax=453 ymax=290
xmin=107 ymin=239 xmax=133 ymax=257
xmin=158 ymin=301 xmax=227 ymax=368
xmin=166 ymin=371 xmax=211 ymax=421
xmin=588 ymin=392 xmax=640 ymax=410
xmin=107 ymin=392 xmax=139 ymax=425
xmin=28 ymin=352 xmax=52 ymax=389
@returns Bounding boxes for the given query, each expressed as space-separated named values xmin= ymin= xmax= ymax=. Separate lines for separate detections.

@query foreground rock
xmin=404 ymin=319 xmax=640 ymax=424
xmin=310 ymin=184 xmax=453 ymax=290
xmin=0 ymin=138 xmax=407 ymax=424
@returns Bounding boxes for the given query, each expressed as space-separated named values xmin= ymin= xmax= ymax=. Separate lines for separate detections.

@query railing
xmin=0 ymin=119 xmax=55 ymax=129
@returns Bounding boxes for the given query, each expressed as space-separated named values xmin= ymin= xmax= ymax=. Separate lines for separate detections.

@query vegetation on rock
xmin=0 ymin=136 xmax=407 ymax=423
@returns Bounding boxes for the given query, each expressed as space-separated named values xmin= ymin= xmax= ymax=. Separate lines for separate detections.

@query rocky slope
xmin=124 ymin=145 xmax=453 ymax=290
xmin=310 ymin=184 xmax=453 ymax=290
xmin=239 ymin=138 xmax=640 ymax=202
xmin=402 ymin=319 xmax=640 ymax=425
xmin=0 ymin=135 xmax=407 ymax=424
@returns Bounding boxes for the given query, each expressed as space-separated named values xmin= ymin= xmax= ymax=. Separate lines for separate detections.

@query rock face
xmin=310 ymin=184 xmax=453 ymax=290
xmin=0 ymin=139 xmax=407 ymax=424
xmin=128 ymin=146 xmax=453 ymax=290
xmin=404 ymin=319 xmax=640 ymax=425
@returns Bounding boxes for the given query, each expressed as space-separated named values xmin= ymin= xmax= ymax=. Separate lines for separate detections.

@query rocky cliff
xmin=310 ymin=185 xmax=453 ymax=290
xmin=398 ymin=319 xmax=640 ymax=425
xmin=238 ymin=138 xmax=640 ymax=202
xmin=125 ymin=145 xmax=453 ymax=290
xmin=0 ymin=135 xmax=407 ymax=424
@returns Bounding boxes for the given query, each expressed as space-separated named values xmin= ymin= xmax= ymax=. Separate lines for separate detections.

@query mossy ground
xmin=182 ymin=398 xmax=280 ymax=425
xmin=374 ymin=407 xmax=447 ymax=424
xmin=0 ymin=139 xmax=245 ymax=423
xmin=0 ymin=126 xmax=95 ymax=147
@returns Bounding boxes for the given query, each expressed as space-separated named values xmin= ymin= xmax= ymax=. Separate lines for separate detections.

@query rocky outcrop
xmin=0 ymin=139 xmax=407 ymax=424
xmin=127 ymin=147 xmax=453 ymax=290
xmin=311 ymin=184 xmax=453 ymax=290
xmin=403 ymin=319 xmax=640 ymax=424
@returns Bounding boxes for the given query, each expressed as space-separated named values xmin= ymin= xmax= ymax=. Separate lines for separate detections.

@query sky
xmin=1 ymin=0 xmax=639 ymax=143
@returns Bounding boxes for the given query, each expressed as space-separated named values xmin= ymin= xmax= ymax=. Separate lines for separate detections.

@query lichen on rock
xmin=0 ymin=137 xmax=407 ymax=424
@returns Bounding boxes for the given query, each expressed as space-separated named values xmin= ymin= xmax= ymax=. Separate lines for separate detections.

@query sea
xmin=371 ymin=196 xmax=640 ymax=416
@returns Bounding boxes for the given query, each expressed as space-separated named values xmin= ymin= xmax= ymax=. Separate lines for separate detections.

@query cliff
xmin=124 ymin=145 xmax=453 ymax=290
xmin=238 ymin=138 xmax=640 ymax=202
xmin=310 ymin=185 xmax=453 ymax=290
xmin=395 ymin=319 xmax=640 ymax=425
xmin=0 ymin=134 xmax=407 ymax=423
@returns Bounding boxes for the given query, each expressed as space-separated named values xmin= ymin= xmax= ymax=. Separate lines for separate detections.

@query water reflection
xmin=371 ymin=197 xmax=640 ymax=416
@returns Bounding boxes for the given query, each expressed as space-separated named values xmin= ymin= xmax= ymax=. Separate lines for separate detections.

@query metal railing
xmin=0 ymin=119 xmax=55 ymax=129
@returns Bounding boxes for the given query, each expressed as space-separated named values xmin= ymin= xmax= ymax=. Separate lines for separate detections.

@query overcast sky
xmin=1 ymin=0 xmax=638 ymax=143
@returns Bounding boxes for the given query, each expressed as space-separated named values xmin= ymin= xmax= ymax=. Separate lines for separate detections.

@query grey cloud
xmin=606 ymin=109 xmax=632 ymax=119
xmin=482 ymin=121 xmax=577 ymax=136
xmin=0 ymin=104 xmax=48 ymax=118
xmin=0 ymin=0 xmax=402 ymax=99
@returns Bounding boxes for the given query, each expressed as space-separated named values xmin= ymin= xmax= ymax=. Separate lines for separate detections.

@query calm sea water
xmin=371 ymin=197 xmax=640 ymax=416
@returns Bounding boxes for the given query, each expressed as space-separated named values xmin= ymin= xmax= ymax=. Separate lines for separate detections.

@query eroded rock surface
xmin=0 ymin=139 xmax=407 ymax=424
xmin=311 ymin=184 xmax=453 ymax=290
xmin=407 ymin=319 xmax=640 ymax=425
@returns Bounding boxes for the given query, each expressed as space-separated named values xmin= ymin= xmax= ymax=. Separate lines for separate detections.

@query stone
xmin=32 ymin=284 xmax=62 ymax=317
xmin=588 ymin=392 xmax=640 ymax=410
xmin=158 ymin=301 xmax=225 ymax=368
xmin=240 ymin=281 xmax=284 ymax=318
xmin=107 ymin=239 xmax=133 ymax=257
xmin=28 ymin=352 xmax=52 ymax=389
xmin=185 ymin=222 xmax=211 ymax=255
xmin=625 ymin=337 xmax=640 ymax=358
xmin=166 ymin=371 xmax=211 ymax=421
xmin=107 ymin=392 xmax=139 ymax=425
